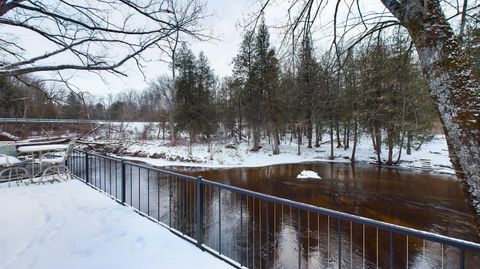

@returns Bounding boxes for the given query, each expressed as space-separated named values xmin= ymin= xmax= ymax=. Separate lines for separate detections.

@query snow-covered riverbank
xmin=115 ymin=133 xmax=454 ymax=175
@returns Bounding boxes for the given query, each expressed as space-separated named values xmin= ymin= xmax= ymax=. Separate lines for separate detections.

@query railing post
xmin=121 ymin=160 xmax=126 ymax=204
xmin=195 ymin=176 xmax=204 ymax=248
xmin=85 ymin=152 xmax=89 ymax=184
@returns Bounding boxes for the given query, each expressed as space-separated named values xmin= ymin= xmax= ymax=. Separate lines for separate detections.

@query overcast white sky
xmin=6 ymin=0 xmax=397 ymax=99
xmin=4 ymin=0 xmax=468 ymax=100
xmin=64 ymin=0 xmax=282 ymax=98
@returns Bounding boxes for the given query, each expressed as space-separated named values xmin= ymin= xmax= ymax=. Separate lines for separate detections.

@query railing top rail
xmin=0 ymin=118 xmax=156 ymax=124
xmin=76 ymin=149 xmax=480 ymax=252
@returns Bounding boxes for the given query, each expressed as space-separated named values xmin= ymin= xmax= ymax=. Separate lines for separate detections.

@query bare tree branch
xmin=0 ymin=0 xmax=210 ymax=78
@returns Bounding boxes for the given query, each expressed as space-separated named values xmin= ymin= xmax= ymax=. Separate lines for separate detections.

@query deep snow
xmin=0 ymin=180 xmax=233 ymax=269
xmin=115 ymin=133 xmax=455 ymax=175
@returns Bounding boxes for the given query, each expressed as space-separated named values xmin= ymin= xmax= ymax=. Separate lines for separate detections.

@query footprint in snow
xmin=133 ymin=236 xmax=146 ymax=251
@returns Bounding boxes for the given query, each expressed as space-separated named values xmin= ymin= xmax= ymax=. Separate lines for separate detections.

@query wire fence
xmin=68 ymin=150 xmax=480 ymax=269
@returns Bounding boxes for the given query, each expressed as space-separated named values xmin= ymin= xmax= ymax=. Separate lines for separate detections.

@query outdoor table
xmin=17 ymin=144 xmax=69 ymax=183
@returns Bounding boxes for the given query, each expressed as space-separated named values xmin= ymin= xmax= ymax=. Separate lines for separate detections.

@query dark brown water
xmin=167 ymin=162 xmax=480 ymax=268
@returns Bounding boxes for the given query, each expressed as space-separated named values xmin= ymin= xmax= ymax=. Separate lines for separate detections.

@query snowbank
xmin=113 ymin=134 xmax=455 ymax=175
xmin=296 ymin=170 xmax=322 ymax=179
xmin=0 ymin=180 xmax=232 ymax=269
xmin=0 ymin=131 xmax=19 ymax=141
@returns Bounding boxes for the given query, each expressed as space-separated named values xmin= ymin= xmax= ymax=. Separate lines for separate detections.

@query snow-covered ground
xmin=117 ymin=134 xmax=455 ymax=174
xmin=0 ymin=180 xmax=233 ymax=269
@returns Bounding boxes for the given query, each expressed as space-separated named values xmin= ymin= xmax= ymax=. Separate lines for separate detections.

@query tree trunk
xmin=252 ymin=127 xmax=261 ymax=152
xmin=386 ymin=130 xmax=394 ymax=166
xmin=344 ymin=121 xmax=350 ymax=150
xmin=382 ymin=0 xmax=480 ymax=212
xmin=396 ymin=131 xmax=406 ymax=164
xmin=238 ymin=117 xmax=243 ymax=141
xmin=169 ymin=112 xmax=176 ymax=146
xmin=371 ymin=131 xmax=377 ymax=153
xmin=307 ymin=118 xmax=313 ymax=148
xmin=315 ymin=125 xmax=320 ymax=147
xmin=329 ymin=124 xmax=334 ymax=160
xmin=273 ymin=128 xmax=280 ymax=155
xmin=406 ymin=131 xmax=413 ymax=155
xmin=374 ymin=125 xmax=382 ymax=164
xmin=297 ymin=127 xmax=301 ymax=156
xmin=336 ymin=120 xmax=343 ymax=148
xmin=351 ymin=120 xmax=358 ymax=162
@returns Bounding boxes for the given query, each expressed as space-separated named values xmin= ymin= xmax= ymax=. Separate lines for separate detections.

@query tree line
xmin=1 ymin=17 xmax=478 ymax=165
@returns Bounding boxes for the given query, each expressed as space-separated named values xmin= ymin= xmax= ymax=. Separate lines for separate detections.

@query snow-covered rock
xmin=296 ymin=170 xmax=322 ymax=179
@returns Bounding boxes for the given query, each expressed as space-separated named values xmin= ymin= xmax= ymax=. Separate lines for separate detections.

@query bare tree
xmin=153 ymin=0 xmax=210 ymax=145
xmin=150 ymin=75 xmax=176 ymax=143
xmin=0 ymin=0 xmax=208 ymax=78
xmin=257 ymin=0 xmax=480 ymax=212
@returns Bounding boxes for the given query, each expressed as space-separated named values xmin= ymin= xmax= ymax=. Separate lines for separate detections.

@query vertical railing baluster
xmin=460 ymin=248 xmax=465 ymax=269
xmin=109 ymin=159 xmax=112 ymax=195
xmin=169 ymin=175 xmax=172 ymax=227
xmin=157 ymin=172 xmax=161 ymax=221
xmin=338 ymin=219 xmax=342 ymax=269
xmin=259 ymin=199 xmax=262 ymax=269
xmin=138 ymin=167 xmax=141 ymax=211
xmin=298 ymin=208 xmax=301 ymax=269
xmin=441 ymin=243 xmax=443 ymax=269
xmin=240 ymin=194 xmax=244 ymax=267
xmin=147 ymin=170 xmax=150 ymax=215
xmin=406 ymin=235 xmax=409 ymax=269
xmin=218 ymin=187 xmax=222 ymax=255
xmin=115 ymin=161 xmax=118 ymax=199
xmin=376 ymin=228 xmax=379 ymax=269
xmin=350 ymin=221 xmax=353 ymax=269
xmin=121 ymin=160 xmax=126 ymax=204
xmin=363 ymin=224 xmax=366 ymax=269
xmin=247 ymin=196 xmax=250 ymax=268
xmin=95 ymin=156 xmax=98 ymax=187
xmin=130 ymin=165 xmax=133 ymax=204
xmin=265 ymin=200 xmax=269 ymax=269
xmin=195 ymin=176 xmax=204 ymax=247
xmin=390 ymin=232 xmax=394 ymax=269
xmin=85 ymin=152 xmax=89 ymax=184
xmin=103 ymin=158 xmax=106 ymax=191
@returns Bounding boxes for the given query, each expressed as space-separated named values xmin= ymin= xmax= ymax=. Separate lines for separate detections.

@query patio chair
xmin=0 ymin=142 xmax=30 ymax=186
xmin=41 ymin=142 xmax=75 ymax=182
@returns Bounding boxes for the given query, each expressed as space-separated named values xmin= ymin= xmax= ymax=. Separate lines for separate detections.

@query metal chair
xmin=0 ymin=143 xmax=30 ymax=186
xmin=41 ymin=142 xmax=75 ymax=182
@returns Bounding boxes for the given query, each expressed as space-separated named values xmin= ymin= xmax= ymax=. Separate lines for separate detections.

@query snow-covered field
xmin=0 ymin=180 xmax=233 ymax=269
xmin=118 ymin=133 xmax=455 ymax=174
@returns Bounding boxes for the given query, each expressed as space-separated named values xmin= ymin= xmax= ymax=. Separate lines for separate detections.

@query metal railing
xmin=0 ymin=117 xmax=149 ymax=125
xmin=67 ymin=150 xmax=480 ymax=269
